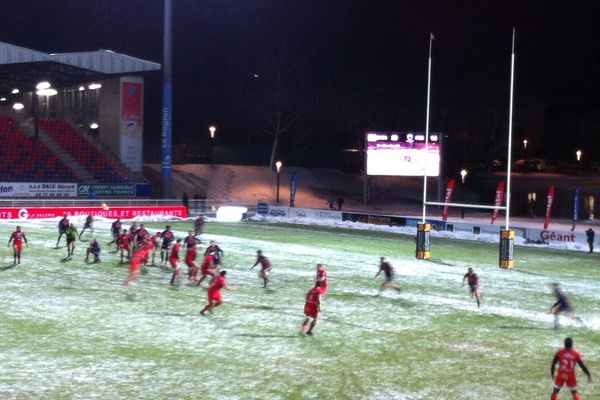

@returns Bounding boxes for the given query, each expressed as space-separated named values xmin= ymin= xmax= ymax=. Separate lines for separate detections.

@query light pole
xmin=275 ymin=161 xmax=282 ymax=203
xmin=576 ymin=150 xmax=582 ymax=176
xmin=460 ymin=169 xmax=468 ymax=219
xmin=209 ymin=125 xmax=216 ymax=164
xmin=522 ymin=138 xmax=528 ymax=161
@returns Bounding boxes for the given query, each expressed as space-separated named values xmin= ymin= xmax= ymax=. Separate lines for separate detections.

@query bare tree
xmin=257 ymin=51 xmax=305 ymax=170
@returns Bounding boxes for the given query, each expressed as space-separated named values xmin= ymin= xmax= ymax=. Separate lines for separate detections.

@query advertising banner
xmin=490 ymin=180 xmax=505 ymax=224
xmin=543 ymin=185 xmax=555 ymax=229
xmin=0 ymin=206 xmax=187 ymax=220
xmin=571 ymin=188 xmax=579 ymax=231
xmin=0 ymin=182 xmax=77 ymax=197
xmin=78 ymin=183 xmax=136 ymax=197
xmin=121 ymin=79 xmax=143 ymax=172
xmin=442 ymin=179 xmax=456 ymax=221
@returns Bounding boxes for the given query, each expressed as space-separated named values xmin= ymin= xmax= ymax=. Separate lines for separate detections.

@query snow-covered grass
xmin=0 ymin=217 xmax=598 ymax=399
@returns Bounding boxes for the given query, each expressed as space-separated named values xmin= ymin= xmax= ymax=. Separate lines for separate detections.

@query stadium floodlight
xmin=90 ymin=122 xmax=99 ymax=129
xmin=36 ymin=81 xmax=51 ymax=90
xmin=11 ymin=88 xmax=19 ymax=94
xmin=209 ymin=125 xmax=216 ymax=139
xmin=36 ymin=88 xmax=58 ymax=96
xmin=12 ymin=102 xmax=24 ymax=110
xmin=78 ymin=86 xmax=85 ymax=91
xmin=88 ymin=83 xmax=102 ymax=90
xmin=0 ymin=97 xmax=6 ymax=102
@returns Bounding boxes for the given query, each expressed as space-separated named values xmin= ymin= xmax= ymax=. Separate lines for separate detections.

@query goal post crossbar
xmin=425 ymin=201 xmax=506 ymax=211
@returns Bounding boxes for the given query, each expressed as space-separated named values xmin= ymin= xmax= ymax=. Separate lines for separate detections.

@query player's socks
xmin=550 ymin=392 xmax=558 ymax=400
xmin=571 ymin=393 xmax=580 ymax=400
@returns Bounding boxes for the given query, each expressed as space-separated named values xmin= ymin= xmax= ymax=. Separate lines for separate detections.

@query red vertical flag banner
xmin=442 ymin=179 xmax=456 ymax=221
xmin=543 ymin=185 xmax=555 ymax=229
xmin=490 ymin=180 xmax=505 ymax=224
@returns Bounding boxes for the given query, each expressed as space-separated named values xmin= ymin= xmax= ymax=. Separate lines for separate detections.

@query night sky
xmin=2 ymin=1 xmax=599 ymax=168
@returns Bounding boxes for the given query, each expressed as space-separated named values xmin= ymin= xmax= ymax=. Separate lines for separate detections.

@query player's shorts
xmin=468 ymin=284 xmax=479 ymax=294
xmin=112 ymin=230 xmax=120 ymax=238
xmin=84 ymin=222 xmax=92 ymax=229
xmin=557 ymin=303 xmax=573 ymax=313
xmin=59 ymin=228 xmax=68 ymax=234
xmin=67 ymin=237 xmax=76 ymax=244
xmin=162 ymin=242 xmax=172 ymax=250
xmin=208 ymin=289 xmax=223 ymax=302
xmin=120 ymin=243 xmax=129 ymax=250
xmin=554 ymin=371 xmax=577 ymax=390
xmin=13 ymin=242 xmax=23 ymax=251
xmin=169 ymin=257 xmax=179 ymax=268
xmin=129 ymin=260 xmax=141 ymax=272
xmin=304 ymin=304 xmax=319 ymax=319
xmin=201 ymin=265 xmax=213 ymax=276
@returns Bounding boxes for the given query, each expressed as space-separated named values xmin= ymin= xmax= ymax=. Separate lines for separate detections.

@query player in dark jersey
xmin=108 ymin=219 xmax=122 ymax=248
xmin=251 ymin=250 xmax=273 ymax=288
xmin=184 ymin=231 xmax=199 ymax=249
xmin=85 ymin=238 xmax=101 ymax=263
xmin=375 ymin=257 xmax=401 ymax=294
xmin=550 ymin=337 xmax=591 ymax=400
xmin=79 ymin=215 xmax=94 ymax=239
xmin=204 ymin=240 xmax=224 ymax=265
xmin=56 ymin=215 xmax=70 ymax=247
xmin=133 ymin=224 xmax=149 ymax=250
xmin=194 ymin=215 xmax=205 ymax=236
xmin=65 ymin=223 xmax=79 ymax=259
xmin=551 ymin=283 xmax=585 ymax=329
xmin=200 ymin=270 xmax=237 ymax=315
xmin=462 ymin=267 xmax=482 ymax=308
xmin=160 ymin=226 xmax=175 ymax=265
xmin=7 ymin=226 xmax=28 ymax=265
xmin=301 ymin=286 xmax=323 ymax=336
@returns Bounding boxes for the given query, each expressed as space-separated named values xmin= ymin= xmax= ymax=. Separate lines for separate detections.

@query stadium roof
xmin=0 ymin=41 xmax=160 ymax=92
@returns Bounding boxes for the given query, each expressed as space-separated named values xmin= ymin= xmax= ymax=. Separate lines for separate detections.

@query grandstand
xmin=0 ymin=116 xmax=78 ymax=182
xmin=0 ymin=41 xmax=160 ymax=189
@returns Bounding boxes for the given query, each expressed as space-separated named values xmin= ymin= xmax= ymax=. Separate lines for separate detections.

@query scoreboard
xmin=366 ymin=131 xmax=440 ymax=176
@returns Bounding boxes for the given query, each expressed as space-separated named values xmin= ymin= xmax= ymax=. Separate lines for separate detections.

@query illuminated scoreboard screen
xmin=366 ymin=132 xmax=440 ymax=176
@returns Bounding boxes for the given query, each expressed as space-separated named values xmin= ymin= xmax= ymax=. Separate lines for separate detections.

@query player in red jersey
xmin=462 ymin=267 xmax=482 ymax=308
xmin=196 ymin=252 xmax=217 ymax=287
xmin=550 ymin=337 xmax=591 ymax=400
xmin=375 ymin=257 xmax=401 ymax=294
xmin=7 ymin=226 xmax=28 ymax=265
xmin=124 ymin=241 xmax=153 ymax=286
xmin=251 ymin=250 xmax=273 ymax=288
xmin=313 ymin=263 xmax=328 ymax=295
xmin=200 ymin=270 xmax=236 ymax=315
xmin=185 ymin=240 xmax=199 ymax=282
xmin=301 ymin=286 xmax=323 ymax=336
xmin=117 ymin=229 xmax=133 ymax=263
xmin=169 ymin=238 xmax=183 ymax=285
xmin=151 ymin=232 xmax=161 ymax=265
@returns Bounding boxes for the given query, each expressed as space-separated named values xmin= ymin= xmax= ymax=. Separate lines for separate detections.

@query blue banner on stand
xmin=289 ymin=173 xmax=298 ymax=207
xmin=573 ymin=188 xmax=580 ymax=222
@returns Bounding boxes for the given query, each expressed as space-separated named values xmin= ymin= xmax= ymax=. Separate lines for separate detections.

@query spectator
xmin=327 ymin=195 xmax=334 ymax=210
xmin=337 ymin=197 xmax=345 ymax=211
xmin=182 ymin=192 xmax=189 ymax=214
xmin=586 ymin=228 xmax=594 ymax=253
